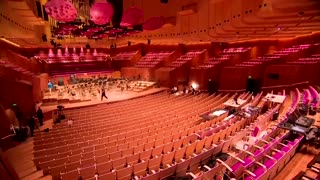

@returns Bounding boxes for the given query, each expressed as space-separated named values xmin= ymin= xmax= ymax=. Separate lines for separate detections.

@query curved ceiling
xmin=0 ymin=0 xmax=320 ymax=47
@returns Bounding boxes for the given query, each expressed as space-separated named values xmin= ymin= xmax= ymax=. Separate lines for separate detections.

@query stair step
xmin=21 ymin=169 xmax=45 ymax=180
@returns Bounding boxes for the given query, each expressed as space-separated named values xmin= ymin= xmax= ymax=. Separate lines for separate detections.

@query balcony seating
xmin=114 ymin=51 xmax=138 ymax=61
xmin=135 ymin=51 xmax=173 ymax=68
xmin=169 ymin=50 xmax=205 ymax=68
xmin=198 ymin=47 xmax=250 ymax=68
xmin=236 ymin=44 xmax=314 ymax=67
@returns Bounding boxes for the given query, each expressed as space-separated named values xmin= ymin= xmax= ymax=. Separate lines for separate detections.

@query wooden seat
xmin=95 ymin=154 xmax=109 ymax=164
xmin=96 ymin=161 xmax=112 ymax=174
xmin=79 ymin=165 xmax=96 ymax=179
xmin=133 ymin=161 xmax=148 ymax=178
xmin=60 ymin=169 xmax=79 ymax=180
xmin=99 ymin=171 xmax=116 ymax=180
xmin=116 ymin=166 xmax=133 ymax=180
xmin=112 ymin=156 xmax=127 ymax=170
xmin=126 ymin=153 xmax=140 ymax=166
xmin=148 ymin=156 xmax=162 ymax=173
xmin=49 ymin=164 xmax=66 ymax=180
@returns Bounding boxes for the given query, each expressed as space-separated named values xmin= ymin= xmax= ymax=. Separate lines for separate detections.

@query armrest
xmin=272 ymin=148 xmax=282 ymax=153
xmin=216 ymin=158 xmax=233 ymax=172
xmin=311 ymin=166 xmax=320 ymax=173
xmin=253 ymin=145 xmax=263 ymax=150
xmin=283 ymin=140 xmax=295 ymax=145
xmin=311 ymin=163 xmax=320 ymax=171
xmin=244 ymin=170 xmax=256 ymax=177
xmin=187 ymin=172 xmax=197 ymax=179
xmin=265 ymin=154 xmax=277 ymax=161
xmin=255 ymin=161 xmax=267 ymax=170
xmin=260 ymin=139 xmax=270 ymax=144
xmin=242 ymin=150 xmax=255 ymax=156
xmin=211 ymin=144 xmax=218 ymax=148
xmin=227 ymin=153 xmax=245 ymax=163
xmin=278 ymin=142 xmax=288 ymax=147
xmin=204 ymin=165 xmax=211 ymax=171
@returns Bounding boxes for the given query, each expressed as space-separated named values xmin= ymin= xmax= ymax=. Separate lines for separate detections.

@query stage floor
xmin=41 ymin=87 xmax=168 ymax=113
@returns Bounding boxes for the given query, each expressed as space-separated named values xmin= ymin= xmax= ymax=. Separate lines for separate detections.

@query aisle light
xmin=191 ymin=82 xmax=199 ymax=90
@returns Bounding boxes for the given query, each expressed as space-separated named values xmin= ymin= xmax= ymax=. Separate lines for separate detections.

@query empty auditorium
xmin=1 ymin=0 xmax=320 ymax=179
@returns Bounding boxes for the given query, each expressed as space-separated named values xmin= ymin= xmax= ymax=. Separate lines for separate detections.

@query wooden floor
xmin=41 ymin=87 xmax=167 ymax=113
xmin=4 ymin=121 xmax=53 ymax=180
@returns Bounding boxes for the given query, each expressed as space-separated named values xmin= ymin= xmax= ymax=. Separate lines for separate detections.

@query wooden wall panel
xmin=219 ymin=66 xmax=249 ymax=90
xmin=263 ymin=65 xmax=302 ymax=87
xmin=0 ymin=78 xmax=35 ymax=123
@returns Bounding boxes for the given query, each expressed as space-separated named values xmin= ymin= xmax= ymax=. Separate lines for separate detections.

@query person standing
xmin=67 ymin=118 xmax=73 ymax=128
xmin=35 ymin=101 xmax=40 ymax=112
xmin=48 ymin=80 xmax=53 ymax=95
xmin=101 ymin=88 xmax=108 ymax=101
xmin=233 ymin=93 xmax=239 ymax=105
xmin=28 ymin=116 xmax=36 ymax=137
xmin=37 ymin=107 xmax=44 ymax=126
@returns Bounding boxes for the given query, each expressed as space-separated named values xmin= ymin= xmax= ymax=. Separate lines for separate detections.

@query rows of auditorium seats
xmin=186 ymin=102 xmax=304 ymax=180
xmin=273 ymin=44 xmax=312 ymax=56
xmin=31 ymin=88 xmax=305 ymax=180
xmin=113 ymin=51 xmax=138 ymax=61
xmin=164 ymin=98 xmax=281 ymax=179
xmin=169 ymin=50 xmax=205 ymax=68
xmin=135 ymin=51 xmax=173 ymax=68
xmin=0 ymin=59 xmax=36 ymax=77
xmin=34 ymin=49 xmax=109 ymax=64
xmin=287 ymin=53 xmax=320 ymax=65
xmin=235 ymin=44 xmax=315 ymax=67
xmin=198 ymin=47 xmax=251 ymax=68
xmin=33 ymin=92 xmax=233 ymax=179
xmin=293 ymin=153 xmax=320 ymax=180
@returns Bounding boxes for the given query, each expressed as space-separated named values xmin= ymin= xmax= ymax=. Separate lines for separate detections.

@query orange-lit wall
xmin=0 ymin=78 xmax=35 ymax=122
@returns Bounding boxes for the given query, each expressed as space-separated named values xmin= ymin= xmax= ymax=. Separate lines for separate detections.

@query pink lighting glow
xmin=90 ymin=2 xmax=114 ymax=25
xmin=44 ymin=0 xmax=77 ymax=22
xmin=80 ymin=47 xmax=84 ymax=56
xmin=48 ymin=49 xmax=54 ymax=57
xmin=65 ymin=47 xmax=69 ymax=55
xmin=93 ymin=49 xmax=98 ymax=56
xmin=143 ymin=16 xmax=166 ymax=31
xmin=120 ymin=6 xmax=144 ymax=27
xmin=57 ymin=49 xmax=62 ymax=56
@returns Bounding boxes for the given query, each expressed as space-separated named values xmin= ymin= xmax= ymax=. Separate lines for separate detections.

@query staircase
xmin=4 ymin=121 xmax=53 ymax=180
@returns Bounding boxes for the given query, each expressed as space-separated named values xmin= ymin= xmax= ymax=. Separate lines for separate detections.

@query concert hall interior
xmin=1 ymin=0 xmax=320 ymax=180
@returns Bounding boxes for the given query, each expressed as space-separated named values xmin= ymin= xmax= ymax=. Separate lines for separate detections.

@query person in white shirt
xmin=35 ymin=101 xmax=40 ymax=112
xmin=67 ymin=118 xmax=73 ymax=128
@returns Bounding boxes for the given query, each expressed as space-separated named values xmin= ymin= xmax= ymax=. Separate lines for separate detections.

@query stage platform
xmin=41 ymin=87 xmax=168 ymax=113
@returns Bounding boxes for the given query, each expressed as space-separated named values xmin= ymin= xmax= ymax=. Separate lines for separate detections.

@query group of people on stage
xmin=48 ymin=79 xmax=110 ymax=101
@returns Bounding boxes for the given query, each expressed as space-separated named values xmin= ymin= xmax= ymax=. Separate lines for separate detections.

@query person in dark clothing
xmin=101 ymin=88 xmax=108 ymax=101
xmin=37 ymin=108 xmax=44 ymax=126
xmin=233 ymin=93 xmax=239 ymax=105
xmin=28 ymin=116 xmax=36 ymax=137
